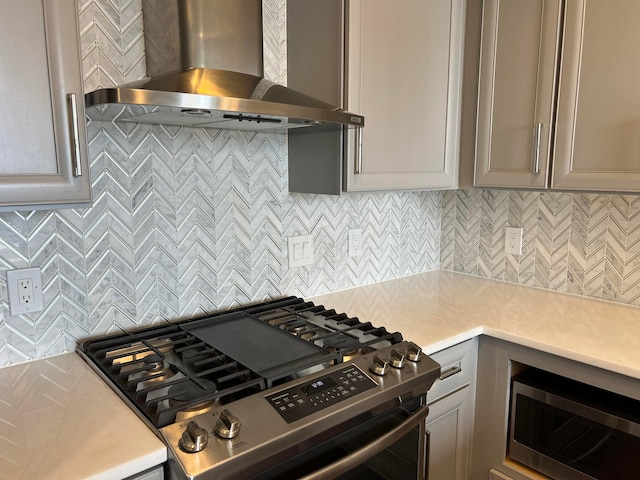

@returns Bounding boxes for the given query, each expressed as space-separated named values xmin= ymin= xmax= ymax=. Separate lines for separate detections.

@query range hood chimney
xmin=85 ymin=0 xmax=364 ymax=132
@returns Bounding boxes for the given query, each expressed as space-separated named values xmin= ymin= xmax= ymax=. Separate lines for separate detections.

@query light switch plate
xmin=6 ymin=267 xmax=44 ymax=315
xmin=288 ymin=234 xmax=314 ymax=268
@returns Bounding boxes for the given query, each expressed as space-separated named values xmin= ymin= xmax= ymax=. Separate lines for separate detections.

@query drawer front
xmin=427 ymin=340 xmax=475 ymax=404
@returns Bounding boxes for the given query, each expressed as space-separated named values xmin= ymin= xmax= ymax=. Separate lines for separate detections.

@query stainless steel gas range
xmin=79 ymin=296 xmax=441 ymax=480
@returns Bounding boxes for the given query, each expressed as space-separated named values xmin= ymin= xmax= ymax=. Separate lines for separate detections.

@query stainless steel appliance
xmin=85 ymin=0 xmax=364 ymax=132
xmin=509 ymin=368 xmax=640 ymax=479
xmin=79 ymin=296 xmax=441 ymax=479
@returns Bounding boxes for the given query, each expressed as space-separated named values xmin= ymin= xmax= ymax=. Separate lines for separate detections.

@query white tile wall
xmin=2 ymin=1 xmax=639 ymax=368
xmin=0 ymin=0 xmax=441 ymax=367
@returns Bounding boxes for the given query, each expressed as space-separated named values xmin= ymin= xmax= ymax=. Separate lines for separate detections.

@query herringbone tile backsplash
xmin=442 ymin=190 xmax=640 ymax=305
xmin=2 ymin=1 xmax=640 ymax=368
xmin=0 ymin=0 xmax=440 ymax=366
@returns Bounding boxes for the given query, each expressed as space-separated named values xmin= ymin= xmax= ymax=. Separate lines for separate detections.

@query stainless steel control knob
xmin=389 ymin=349 xmax=405 ymax=369
xmin=179 ymin=420 xmax=209 ymax=453
xmin=369 ymin=353 xmax=388 ymax=376
xmin=215 ymin=409 xmax=241 ymax=439
xmin=406 ymin=342 xmax=422 ymax=362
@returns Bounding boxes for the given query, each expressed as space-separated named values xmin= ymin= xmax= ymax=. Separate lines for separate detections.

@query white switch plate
xmin=348 ymin=229 xmax=362 ymax=257
xmin=505 ymin=227 xmax=523 ymax=255
xmin=288 ymin=234 xmax=314 ymax=268
xmin=6 ymin=267 xmax=44 ymax=315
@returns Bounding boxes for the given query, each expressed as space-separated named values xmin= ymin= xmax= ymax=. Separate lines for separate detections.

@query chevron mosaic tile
xmin=3 ymin=1 xmax=640 ymax=368
xmin=442 ymin=190 xmax=640 ymax=308
xmin=0 ymin=0 xmax=441 ymax=367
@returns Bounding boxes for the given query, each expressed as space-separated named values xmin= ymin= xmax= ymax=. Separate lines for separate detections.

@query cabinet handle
xmin=354 ymin=126 xmax=363 ymax=175
xmin=531 ymin=122 xmax=543 ymax=174
xmin=425 ymin=429 xmax=431 ymax=480
xmin=67 ymin=93 xmax=82 ymax=177
xmin=299 ymin=405 xmax=429 ymax=480
xmin=439 ymin=365 xmax=462 ymax=380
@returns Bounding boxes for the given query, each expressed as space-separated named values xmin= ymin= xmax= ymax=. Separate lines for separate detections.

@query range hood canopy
xmin=85 ymin=0 xmax=364 ymax=132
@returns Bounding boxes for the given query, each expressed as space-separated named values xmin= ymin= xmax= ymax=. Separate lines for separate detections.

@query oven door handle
xmin=299 ymin=405 xmax=430 ymax=480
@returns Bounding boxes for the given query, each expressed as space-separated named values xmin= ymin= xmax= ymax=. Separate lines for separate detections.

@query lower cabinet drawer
xmin=427 ymin=339 xmax=475 ymax=404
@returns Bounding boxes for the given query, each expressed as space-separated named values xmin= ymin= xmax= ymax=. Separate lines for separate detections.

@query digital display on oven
xmin=304 ymin=378 xmax=337 ymax=396
xmin=266 ymin=365 xmax=377 ymax=423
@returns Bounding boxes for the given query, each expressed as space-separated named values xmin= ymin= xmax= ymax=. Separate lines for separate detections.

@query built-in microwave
xmin=508 ymin=368 xmax=640 ymax=479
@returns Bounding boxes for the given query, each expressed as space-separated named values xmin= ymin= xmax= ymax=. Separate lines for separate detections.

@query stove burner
xmin=143 ymin=353 xmax=165 ymax=372
xmin=322 ymin=333 xmax=360 ymax=350
xmin=81 ymin=296 xmax=404 ymax=429
xmin=169 ymin=379 xmax=218 ymax=409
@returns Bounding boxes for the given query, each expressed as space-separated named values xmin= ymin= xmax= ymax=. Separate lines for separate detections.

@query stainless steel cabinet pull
xmin=299 ymin=405 xmax=429 ymax=480
xmin=531 ymin=122 xmax=542 ymax=174
xmin=67 ymin=93 xmax=82 ymax=177
xmin=425 ymin=430 xmax=431 ymax=480
xmin=354 ymin=126 xmax=363 ymax=175
xmin=440 ymin=365 xmax=462 ymax=380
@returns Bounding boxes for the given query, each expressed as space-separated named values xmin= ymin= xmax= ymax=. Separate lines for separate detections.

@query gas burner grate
xmin=247 ymin=297 xmax=404 ymax=360
xmin=80 ymin=296 xmax=403 ymax=429
xmin=83 ymin=324 xmax=266 ymax=428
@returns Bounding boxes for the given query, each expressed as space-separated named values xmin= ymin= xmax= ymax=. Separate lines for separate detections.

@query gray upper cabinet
xmin=344 ymin=0 xmax=466 ymax=192
xmin=474 ymin=0 xmax=562 ymax=189
xmin=0 ymin=0 xmax=90 ymax=210
xmin=476 ymin=0 xmax=640 ymax=193
xmin=287 ymin=0 xmax=466 ymax=194
xmin=552 ymin=0 xmax=640 ymax=191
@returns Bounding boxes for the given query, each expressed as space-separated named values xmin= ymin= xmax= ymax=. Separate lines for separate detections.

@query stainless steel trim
xmin=67 ymin=93 xmax=82 ymax=177
xmin=354 ymin=126 xmax=363 ymax=174
xmin=84 ymin=0 xmax=365 ymax=131
xmin=439 ymin=365 xmax=462 ymax=381
xmin=509 ymin=379 xmax=640 ymax=480
xmin=298 ymin=405 xmax=429 ymax=480
xmin=425 ymin=429 xmax=431 ymax=480
xmin=531 ymin=122 xmax=543 ymax=174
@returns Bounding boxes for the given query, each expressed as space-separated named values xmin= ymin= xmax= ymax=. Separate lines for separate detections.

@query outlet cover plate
xmin=505 ymin=227 xmax=523 ymax=255
xmin=6 ymin=267 xmax=44 ymax=316
xmin=288 ymin=234 xmax=314 ymax=268
xmin=348 ymin=229 xmax=362 ymax=257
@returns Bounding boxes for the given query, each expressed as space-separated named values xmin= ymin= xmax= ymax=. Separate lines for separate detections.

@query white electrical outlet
xmin=348 ymin=229 xmax=362 ymax=257
xmin=288 ymin=234 xmax=314 ymax=268
xmin=6 ymin=267 xmax=44 ymax=315
xmin=505 ymin=227 xmax=523 ymax=255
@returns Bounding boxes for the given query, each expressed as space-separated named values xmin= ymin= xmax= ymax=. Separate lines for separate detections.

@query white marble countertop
xmin=3 ymin=270 xmax=640 ymax=479
xmin=0 ymin=352 xmax=166 ymax=480
xmin=312 ymin=270 xmax=640 ymax=380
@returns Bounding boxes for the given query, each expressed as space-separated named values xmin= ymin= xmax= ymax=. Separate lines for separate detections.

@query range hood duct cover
xmin=85 ymin=0 xmax=364 ymax=132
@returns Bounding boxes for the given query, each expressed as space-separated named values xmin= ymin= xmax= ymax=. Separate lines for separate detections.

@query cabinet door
xmin=344 ymin=0 xmax=465 ymax=191
xmin=552 ymin=0 xmax=640 ymax=191
xmin=489 ymin=470 xmax=515 ymax=480
xmin=0 ymin=0 xmax=90 ymax=210
xmin=426 ymin=386 xmax=472 ymax=480
xmin=474 ymin=0 xmax=562 ymax=189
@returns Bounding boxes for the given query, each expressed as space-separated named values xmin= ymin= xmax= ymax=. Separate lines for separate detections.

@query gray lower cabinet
xmin=125 ymin=465 xmax=164 ymax=480
xmin=472 ymin=336 xmax=640 ymax=480
xmin=426 ymin=386 xmax=472 ymax=480
xmin=426 ymin=340 xmax=475 ymax=480
xmin=0 ymin=0 xmax=90 ymax=210
xmin=489 ymin=469 xmax=515 ymax=480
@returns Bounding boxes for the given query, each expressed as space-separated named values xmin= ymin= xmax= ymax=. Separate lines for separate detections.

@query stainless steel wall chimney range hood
xmin=84 ymin=0 xmax=364 ymax=132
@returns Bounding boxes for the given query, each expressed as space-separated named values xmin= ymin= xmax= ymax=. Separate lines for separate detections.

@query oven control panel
xmin=266 ymin=365 xmax=377 ymax=423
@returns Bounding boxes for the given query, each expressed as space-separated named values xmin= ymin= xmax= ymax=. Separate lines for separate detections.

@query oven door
xmin=251 ymin=396 xmax=429 ymax=480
